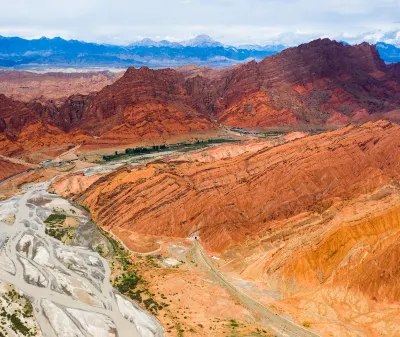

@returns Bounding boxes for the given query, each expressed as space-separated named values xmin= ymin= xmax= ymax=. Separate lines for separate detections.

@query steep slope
xmin=0 ymin=67 xmax=218 ymax=156
xmin=77 ymin=120 xmax=400 ymax=251
xmin=55 ymin=120 xmax=400 ymax=336
xmin=74 ymin=120 xmax=400 ymax=335
xmin=0 ymin=94 xmax=40 ymax=154
xmin=0 ymin=94 xmax=39 ymax=138
xmin=213 ymin=39 xmax=400 ymax=127
xmin=56 ymin=67 xmax=217 ymax=142
xmin=0 ymin=158 xmax=27 ymax=182
xmin=0 ymin=94 xmax=92 ymax=157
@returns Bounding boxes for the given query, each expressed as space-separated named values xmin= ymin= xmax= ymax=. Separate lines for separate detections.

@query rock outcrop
xmin=72 ymin=120 xmax=400 ymax=335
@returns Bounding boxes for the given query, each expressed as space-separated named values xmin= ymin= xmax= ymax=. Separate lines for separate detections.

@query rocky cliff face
xmin=61 ymin=40 xmax=400 ymax=132
xmin=53 ymin=67 xmax=217 ymax=142
xmin=0 ymin=94 xmax=40 ymax=140
xmin=0 ymin=68 xmax=218 ymax=155
xmin=0 ymin=94 xmax=91 ymax=156
xmin=213 ymin=39 xmax=400 ymax=126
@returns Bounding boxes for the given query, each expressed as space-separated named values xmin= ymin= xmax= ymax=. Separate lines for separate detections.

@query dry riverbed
xmin=0 ymin=181 xmax=164 ymax=337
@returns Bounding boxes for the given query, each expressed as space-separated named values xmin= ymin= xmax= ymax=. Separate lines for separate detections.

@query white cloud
xmin=0 ymin=0 xmax=398 ymax=45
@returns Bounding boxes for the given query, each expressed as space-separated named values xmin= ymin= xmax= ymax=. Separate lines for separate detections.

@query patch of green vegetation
xmin=44 ymin=213 xmax=66 ymax=225
xmin=97 ymin=227 xmax=129 ymax=269
xmin=145 ymin=255 xmax=159 ymax=268
xmin=229 ymin=319 xmax=239 ymax=328
xmin=1 ymin=288 xmax=37 ymax=336
xmin=102 ymin=138 xmax=238 ymax=161
xmin=5 ymin=288 xmax=20 ymax=302
xmin=44 ymin=213 xmax=76 ymax=244
xmin=83 ymin=208 xmax=168 ymax=318
xmin=115 ymin=271 xmax=140 ymax=293
xmin=23 ymin=301 xmax=33 ymax=318
xmin=251 ymin=327 xmax=276 ymax=337
xmin=10 ymin=313 xmax=30 ymax=335
xmin=260 ymin=131 xmax=286 ymax=137
xmin=96 ymin=226 xmax=166 ymax=315
xmin=302 ymin=321 xmax=311 ymax=328
xmin=95 ymin=245 xmax=105 ymax=257
xmin=80 ymin=204 xmax=91 ymax=213
xmin=176 ymin=322 xmax=184 ymax=337
xmin=45 ymin=225 xmax=76 ymax=243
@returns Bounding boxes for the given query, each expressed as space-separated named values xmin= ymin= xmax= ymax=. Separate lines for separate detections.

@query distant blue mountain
xmin=0 ymin=35 xmax=397 ymax=70
xmin=376 ymin=42 xmax=400 ymax=63
xmin=0 ymin=35 xmax=285 ymax=69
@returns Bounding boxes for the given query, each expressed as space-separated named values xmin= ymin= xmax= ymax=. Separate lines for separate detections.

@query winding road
xmin=191 ymin=240 xmax=320 ymax=337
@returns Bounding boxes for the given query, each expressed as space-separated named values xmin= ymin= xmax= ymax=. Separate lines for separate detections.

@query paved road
xmin=191 ymin=240 xmax=320 ymax=337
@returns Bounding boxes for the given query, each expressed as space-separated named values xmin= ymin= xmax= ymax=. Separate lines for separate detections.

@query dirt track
xmin=191 ymin=240 xmax=320 ymax=337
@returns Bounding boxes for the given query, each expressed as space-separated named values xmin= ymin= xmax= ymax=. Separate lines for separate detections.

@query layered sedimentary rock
xmin=1 ymin=39 xmax=400 ymax=156
xmin=282 ymin=202 xmax=400 ymax=302
xmin=0 ymin=94 xmax=39 ymax=138
xmin=77 ymin=120 xmax=400 ymax=250
xmin=211 ymin=39 xmax=400 ymax=126
xmin=56 ymin=67 xmax=216 ymax=139
xmin=74 ymin=120 xmax=400 ymax=333
xmin=0 ymin=94 xmax=90 ymax=156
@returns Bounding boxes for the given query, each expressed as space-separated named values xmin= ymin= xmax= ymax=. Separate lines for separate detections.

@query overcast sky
xmin=0 ymin=0 xmax=399 ymax=45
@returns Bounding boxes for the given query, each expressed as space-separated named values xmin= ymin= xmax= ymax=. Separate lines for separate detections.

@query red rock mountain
xmin=208 ymin=39 xmax=400 ymax=126
xmin=37 ymin=39 xmax=400 ymax=130
xmin=56 ymin=67 xmax=215 ymax=140
xmin=1 ymin=39 xmax=400 ymax=155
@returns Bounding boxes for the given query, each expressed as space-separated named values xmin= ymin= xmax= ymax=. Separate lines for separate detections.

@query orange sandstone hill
xmin=0 ymin=68 xmax=218 ymax=156
xmin=0 ymin=94 xmax=91 ymax=156
xmin=77 ymin=120 xmax=400 ymax=252
xmin=1 ymin=39 xmax=400 ymax=156
xmin=72 ymin=120 xmax=400 ymax=336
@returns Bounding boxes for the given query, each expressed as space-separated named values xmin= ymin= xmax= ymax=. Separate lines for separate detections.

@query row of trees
xmin=125 ymin=145 xmax=167 ymax=154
